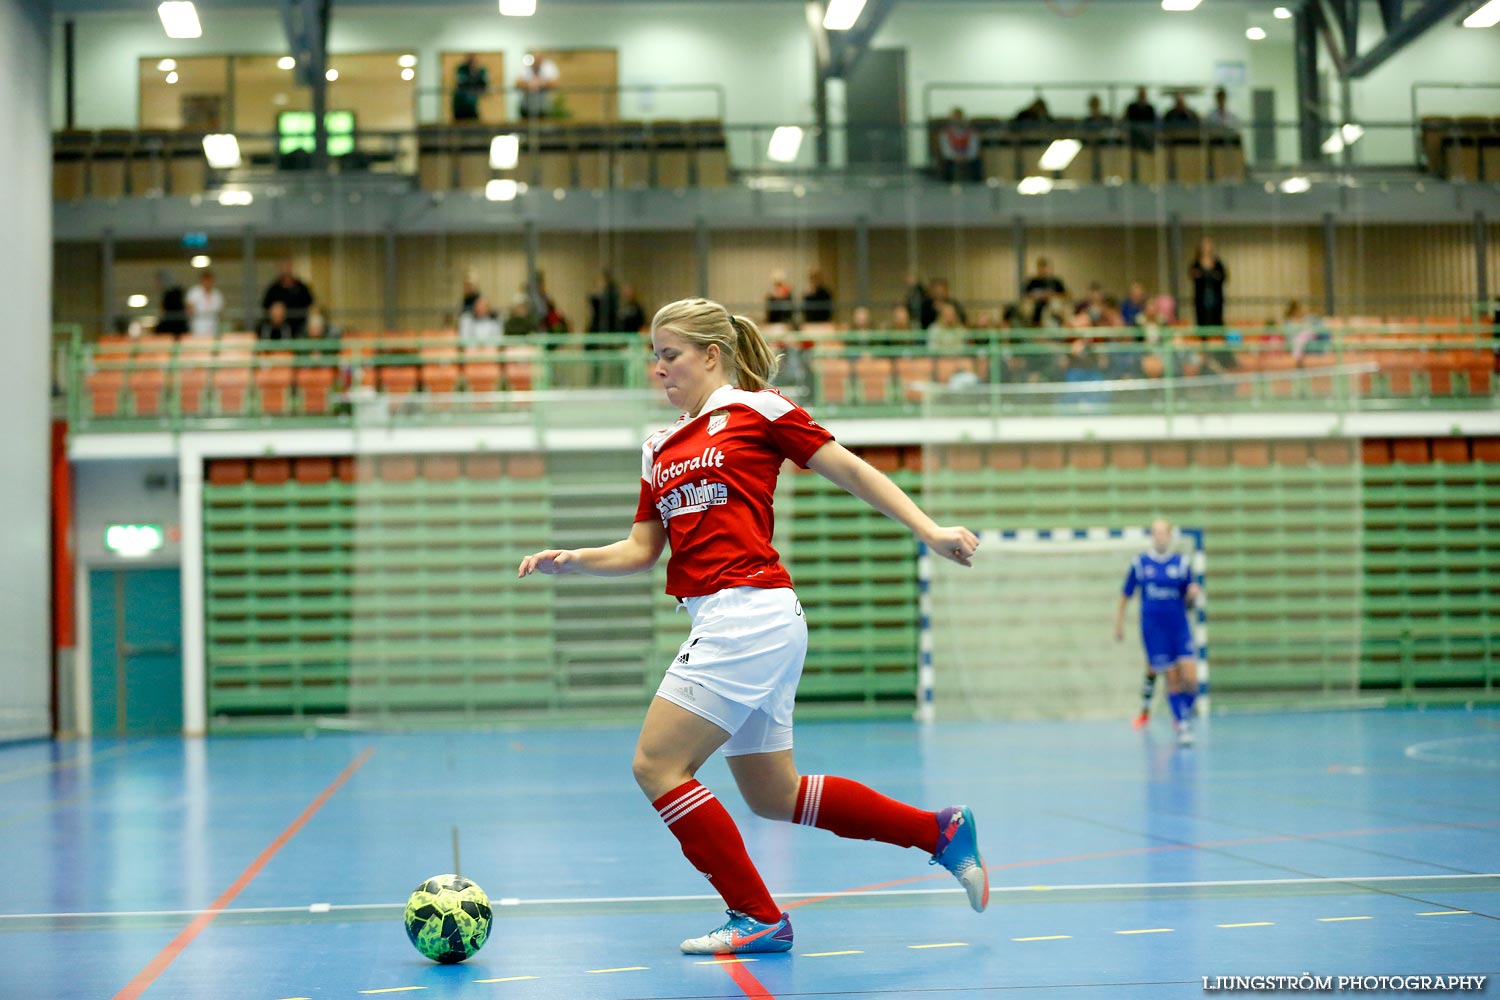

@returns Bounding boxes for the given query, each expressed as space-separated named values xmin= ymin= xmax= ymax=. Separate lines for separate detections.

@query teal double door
xmin=89 ymin=567 xmax=183 ymax=735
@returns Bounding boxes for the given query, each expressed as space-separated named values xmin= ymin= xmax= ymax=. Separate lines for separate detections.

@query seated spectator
xmin=927 ymin=303 xmax=967 ymax=352
xmin=766 ymin=271 xmax=795 ymax=325
xmin=504 ymin=294 xmax=538 ymax=338
xmin=846 ymin=305 xmax=874 ymax=340
xmin=1163 ymin=93 xmax=1200 ymax=129
xmin=618 ymin=284 xmax=647 ymax=333
xmin=803 ymin=269 xmax=835 ymax=324
xmin=1124 ymin=86 xmax=1157 ymax=150
xmin=1121 ymin=281 xmax=1150 ymax=327
xmin=1075 ymin=283 xmax=1110 ymax=326
xmin=262 ymin=258 xmax=315 ymax=337
xmin=928 ymin=278 xmax=967 ymax=326
xmin=304 ymin=306 xmax=340 ymax=359
xmin=1013 ymin=97 xmax=1052 ymax=125
xmin=1084 ymin=95 xmax=1111 ymax=129
xmin=972 ymin=309 xmax=1000 ymax=331
xmin=257 ymin=301 xmax=295 ymax=341
xmin=1284 ymin=299 xmax=1329 ymax=365
xmin=1206 ymin=87 xmax=1240 ymax=131
xmin=938 ymin=107 xmax=982 ymax=183
xmin=156 ymin=271 xmax=188 ymax=335
xmin=460 ymin=296 xmax=503 ymax=345
xmin=1023 ymin=257 xmax=1068 ymax=326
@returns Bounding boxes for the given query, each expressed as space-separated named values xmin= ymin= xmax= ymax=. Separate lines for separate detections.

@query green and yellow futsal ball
xmin=403 ymin=874 xmax=493 ymax=963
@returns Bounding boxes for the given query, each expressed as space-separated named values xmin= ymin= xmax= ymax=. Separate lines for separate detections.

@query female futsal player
xmin=518 ymin=298 xmax=988 ymax=955
xmin=1114 ymin=518 xmax=1201 ymax=745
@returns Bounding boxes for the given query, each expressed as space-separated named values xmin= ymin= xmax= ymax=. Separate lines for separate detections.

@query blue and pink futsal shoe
xmin=932 ymin=805 xmax=990 ymax=912
xmin=679 ymin=909 xmax=795 ymax=955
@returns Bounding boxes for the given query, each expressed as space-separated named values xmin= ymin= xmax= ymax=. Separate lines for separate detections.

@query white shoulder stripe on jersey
xmin=719 ymin=386 xmax=799 ymax=422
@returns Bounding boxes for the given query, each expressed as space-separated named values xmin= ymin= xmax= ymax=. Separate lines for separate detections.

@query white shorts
xmin=654 ymin=586 xmax=807 ymax=757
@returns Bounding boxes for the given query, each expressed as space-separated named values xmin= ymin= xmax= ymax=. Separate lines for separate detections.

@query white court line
xmin=1404 ymin=735 xmax=1500 ymax=769
xmin=3 ymin=873 xmax=1494 ymax=923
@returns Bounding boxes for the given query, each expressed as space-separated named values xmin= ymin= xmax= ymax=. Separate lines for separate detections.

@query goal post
xmin=917 ymin=526 xmax=1207 ymax=722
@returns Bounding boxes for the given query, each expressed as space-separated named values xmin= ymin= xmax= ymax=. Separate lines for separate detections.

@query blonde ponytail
xmin=651 ymin=298 xmax=783 ymax=391
xmin=728 ymin=314 xmax=780 ymax=391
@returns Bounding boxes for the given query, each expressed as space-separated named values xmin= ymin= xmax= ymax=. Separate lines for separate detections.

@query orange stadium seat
xmin=255 ymin=353 xmax=295 ymax=414
xmin=295 ymin=366 xmax=337 ymax=415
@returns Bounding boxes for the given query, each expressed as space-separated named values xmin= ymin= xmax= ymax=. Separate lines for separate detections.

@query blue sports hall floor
xmin=2 ymin=707 xmax=1497 ymax=1000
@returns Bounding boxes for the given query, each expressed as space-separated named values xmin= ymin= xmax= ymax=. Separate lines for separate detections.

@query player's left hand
xmin=925 ymin=526 xmax=979 ymax=567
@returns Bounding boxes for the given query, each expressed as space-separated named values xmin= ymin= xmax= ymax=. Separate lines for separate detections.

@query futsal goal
xmin=917 ymin=526 xmax=1207 ymax=722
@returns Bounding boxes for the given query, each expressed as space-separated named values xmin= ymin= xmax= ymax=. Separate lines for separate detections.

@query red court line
xmin=714 ymin=954 xmax=778 ymax=999
xmin=112 ymin=747 xmax=376 ymax=1000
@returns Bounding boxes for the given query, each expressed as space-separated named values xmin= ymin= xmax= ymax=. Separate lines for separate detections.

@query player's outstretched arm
xmin=1114 ymin=594 xmax=1130 ymax=641
xmin=518 ymin=518 xmax=666 ymax=579
xmin=806 ymin=441 xmax=977 ymax=567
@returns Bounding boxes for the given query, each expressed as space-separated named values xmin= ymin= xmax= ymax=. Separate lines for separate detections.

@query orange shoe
xmin=1132 ymin=710 xmax=1150 ymax=730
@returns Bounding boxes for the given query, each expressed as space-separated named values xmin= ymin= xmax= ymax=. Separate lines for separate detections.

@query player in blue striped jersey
xmin=1114 ymin=518 xmax=1202 ymax=745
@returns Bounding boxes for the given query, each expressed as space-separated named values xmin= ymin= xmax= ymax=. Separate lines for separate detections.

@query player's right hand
xmin=1113 ymin=624 xmax=1124 ymax=641
xmin=518 ymin=549 xmax=577 ymax=578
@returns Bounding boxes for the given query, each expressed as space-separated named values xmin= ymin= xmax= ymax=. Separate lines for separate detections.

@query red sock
xmin=795 ymin=774 xmax=939 ymax=853
xmin=653 ymin=780 xmax=780 ymax=924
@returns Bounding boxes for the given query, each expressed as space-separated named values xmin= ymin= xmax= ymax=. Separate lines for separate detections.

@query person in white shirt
xmin=515 ymin=53 xmax=560 ymax=120
xmin=458 ymin=295 xmax=503 ymax=345
xmin=186 ymin=271 xmax=225 ymax=337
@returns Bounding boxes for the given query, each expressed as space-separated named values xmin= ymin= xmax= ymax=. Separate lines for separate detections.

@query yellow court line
xmin=1318 ymin=916 xmax=1372 ymax=922
xmin=908 ymin=942 xmax=968 ymax=949
xmin=1013 ymin=935 xmax=1072 ymax=942
xmin=1115 ymin=928 xmax=1174 ymax=935
xmin=586 ymin=966 xmax=649 ymax=974
xmin=696 ymin=958 xmax=758 ymax=965
xmin=360 ymin=989 xmax=426 ymax=995
xmin=1218 ymin=922 xmax=1275 ymax=928
xmin=474 ymin=976 xmax=540 ymax=983
xmin=803 ymin=950 xmax=864 ymax=957
xmin=1417 ymin=910 xmax=1471 ymax=916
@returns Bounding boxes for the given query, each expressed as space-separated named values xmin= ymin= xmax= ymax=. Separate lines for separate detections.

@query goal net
xmin=918 ymin=527 xmax=1206 ymax=722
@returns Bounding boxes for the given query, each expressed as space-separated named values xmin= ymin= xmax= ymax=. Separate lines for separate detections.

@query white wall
xmin=0 ymin=0 xmax=54 ymax=741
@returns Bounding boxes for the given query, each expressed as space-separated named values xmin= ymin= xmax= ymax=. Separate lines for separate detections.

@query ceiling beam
xmin=1345 ymin=0 xmax=1470 ymax=78
xmin=826 ymin=0 xmax=898 ymax=78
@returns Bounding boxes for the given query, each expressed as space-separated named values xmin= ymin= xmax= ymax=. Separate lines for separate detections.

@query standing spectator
xmin=1084 ymin=94 xmax=1111 ymax=129
xmin=1124 ymin=86 xmax=1157 ymax=151
xmin=461 ymin=270 xmax=482 ymax=315
xmin=1206 ymin=87 xmax=1239 ymax=131
xmin=185 ymin=270 xmax=224 ymax=337
xmin=1121 ymin=281 xmax=1150 ymax=327
xmin=903 ymin=274 xmax=936 ymax=330
xmin=618 ymin=284 xmax=648 ymax=333
xmin=1189 ymin=238 xmax=1227 ymax=329
xmin=1163 ymin=93 xmax=1200 ymax=128
xmin=516 ymin=53 xmax=560 ymax=120
xmin=156 ymin=271 xmax=188 ymax=335
xmin=257 ymin=301 xmax=295 ymax=341
xmin=765 ymin=271 xmax=795 ymax=325
xmin=802 ymin=269 xmax=834 ymax=324
xmin=937 ymin=107 xmax=981 ymax=183
xmin=452 ymin=54 xmax=488 ymax=123
xmin=928 ymin=278 xmax=966 ymax=327
xmin=589 ymin=269 xmax=621 ymax=335
xmin=1022 ymin=257 xmax=1068 ymax=326
xmin=262 ymin=259 xmax=316 ymax=337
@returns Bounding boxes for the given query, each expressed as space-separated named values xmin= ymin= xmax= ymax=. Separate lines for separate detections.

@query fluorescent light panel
xmin=127 ymin=294 xmax=149 ymax=308
xmin=1279 ymin=175 xmax=1311 ymax=194
xmin=398 ymin=54 xmax=417 ymax=68
xmin=823 ymin=0 xmax=868 ymax=30
xmin=499 ymin=0 xmax=536 ymax=15
xmin=767 ymin=126 xmax=804 ymax=163
xmin=190 ymin=255 xmax=211 ymax=268
xmin=277 ymin=56 xmax=296 ymax=70
xmin=1161 ymin=0 xmax=1201 ymax=10
xmin=1463 ymin=0 xmax=1500 ymax=26
xmin=156 ymin=58 xmax=176 ymax=72
xmin=217 ymin=190 xmax=254 ymax=206
xmin=157 ymin=2 xmax=201 ymax=39
xmin=1274 ymin=6 xmax=1292 ymax=17
xmin=1038 ymin=138 xmax=1081 ymax=172
xmin=1017 ymin=176 xmax=1054 ymax=195
xmin=486 ymin=179 xmax=520 ymax=201
xmin=202 ymin=133 xmax=241 ymax=169
xmin=1246 ymin=26 xmax=1267 ymax=39
xmin=490 ymin=134 xmax=520 ymax=169
xmin=1322 ymin=123 xmax=1365 ymax=154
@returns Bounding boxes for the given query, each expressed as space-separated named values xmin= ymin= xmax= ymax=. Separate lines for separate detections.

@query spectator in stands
xmin=928 ymin=278 xmax=966 ymax=327
xmin=847 ymin=305 xmax=874 ymax=339
xmin=618 ymin=284 xmax=648 ymax=333
xmin=1075 ymin=283 xmax=1111 ymax=326
xmin=1013 ymin=97 xmax=1053 ymax=125
xmin=262 ymin=259 xmax=315 ymax=337
xmin=186 ymin=270 xmax=224 ymax=337
xmin=452 ymin=54 xmax=489 ymax=123
xmin=505 ymin=294 xmax=538 ymax=338
xmin=765 ymin=271 xmax=795 ymax=325
xmin=1163 ymin=93 xmax=1200 ymax=128
xmin=460 ymin=295 xmax=503 ymax=345
xmin=1124 ymin=86 xmax=1157 ymax=151
xmin=156 ymin=271 xmax=188 ymax=335
xmin=529 ymin=271 xmax=568 ymax=333
xmin=1188 ymin=238 xmax=1227 ymax=328
xmin=589 ymin=269 xmax=621 ymax=335
xmin=1121 ymin=281 xmax=1150 ymax=327
xmin=304 ymin=306 xmax=339 ymax=358
xmin=803 ymin=269 xmax=834 ymax=324
xmin=1023 ymin=257 xmax=1068 ymax=326
xmin=928 ymin=302 xmax=967 ymax=352
xmin=461 ymin=270 xmax=482 ymax=315
xmin=1206 ymin=87 xmax=1239 ymax=131
xmin=938 ymin=107 xmax=982 ymax=183
xmin=1284 ymin=299 xmax=1329 ymax=365
xmin=1084 ymin=95 xmax=1112 ymax=129
xmin=516 ymin=52 xmax=560 ymax=120
xmin=903 ymin=274 xmax=936 ymax=329
xmin=257 ymin=301 xmax=295 ymax=341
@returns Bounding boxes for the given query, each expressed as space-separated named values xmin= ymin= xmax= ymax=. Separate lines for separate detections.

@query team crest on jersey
xmin=706 ymin=410 xmax=729 ymax=436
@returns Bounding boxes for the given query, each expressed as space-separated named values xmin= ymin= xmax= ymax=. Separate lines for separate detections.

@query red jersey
xmin=634 ymin=385 xmax=834 ymax=598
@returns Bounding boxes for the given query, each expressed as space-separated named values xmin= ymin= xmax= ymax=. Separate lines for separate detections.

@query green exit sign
xmin=105 ymin=524 xmax=164 ymax=557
